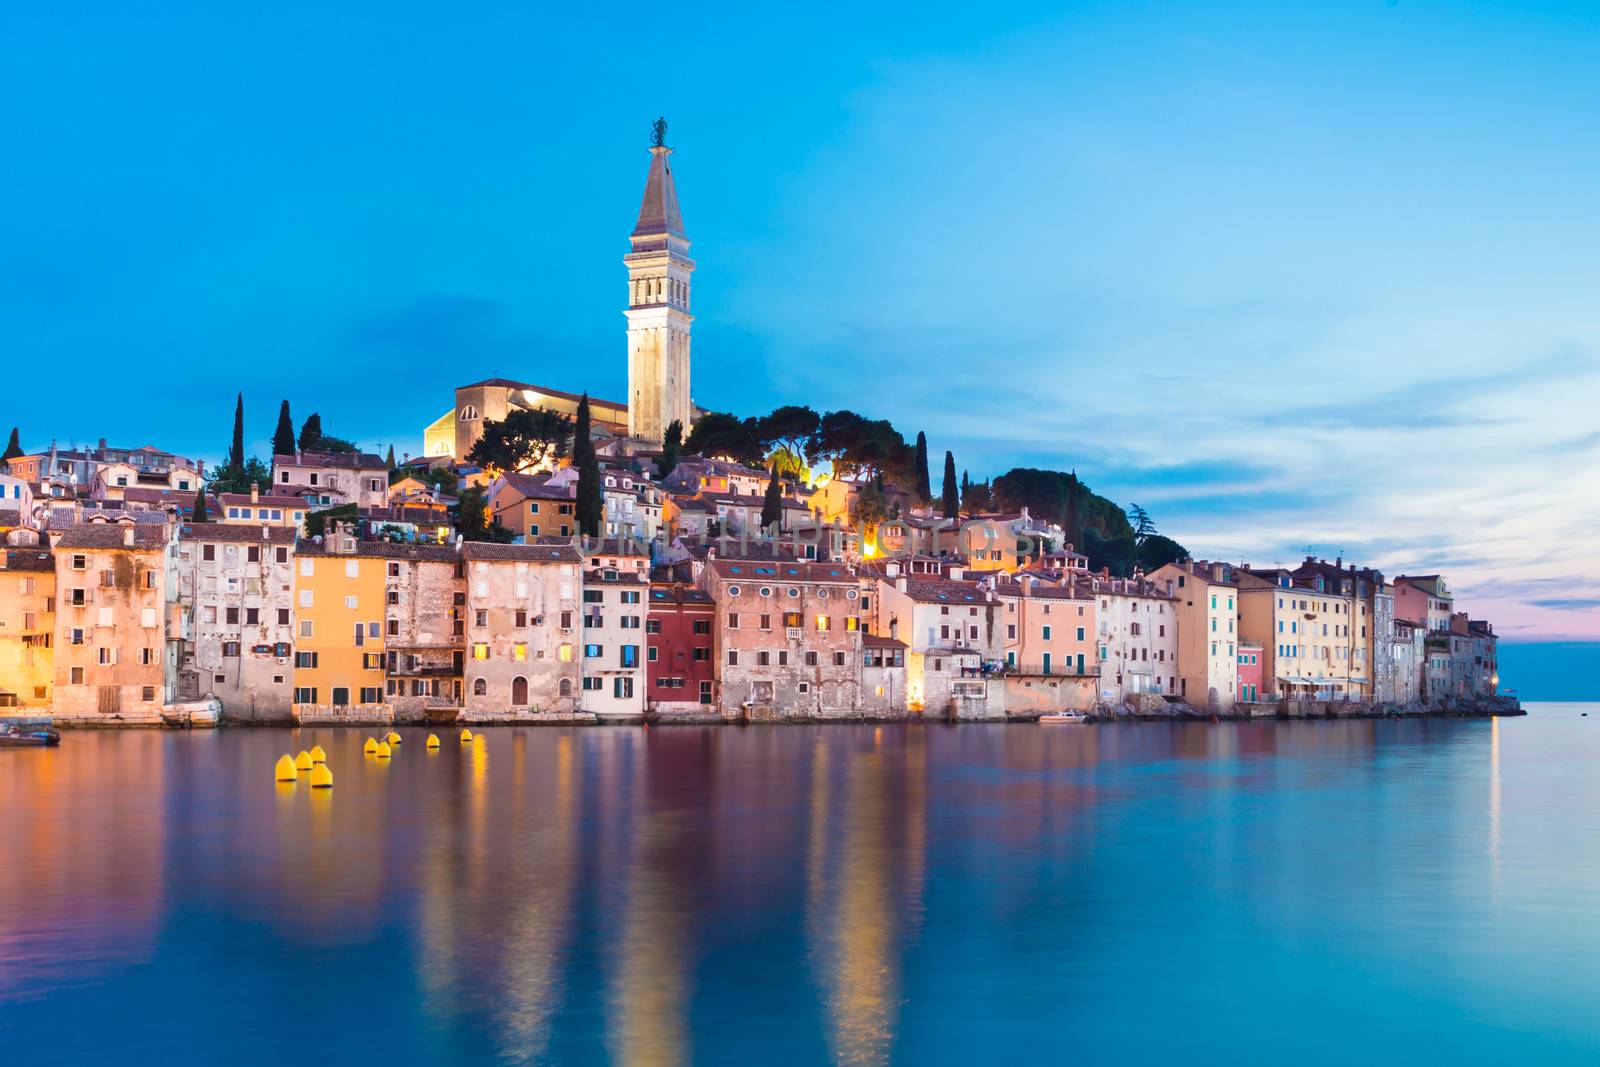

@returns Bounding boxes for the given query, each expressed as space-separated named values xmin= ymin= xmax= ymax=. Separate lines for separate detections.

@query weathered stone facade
xmin=705 ymin=559 xmax=864 ymax=718
xmin=176 ymin=523 xmax=297 ymax=720
xmin=462 ymin=541 xmax=582 ymax=721
xmin=379 ymin=543 xmax=463 ymax=721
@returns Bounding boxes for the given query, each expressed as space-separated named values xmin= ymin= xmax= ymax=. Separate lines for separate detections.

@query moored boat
xmin=1039 ymin=713 xmax=1088 ymax=725
xmin=0 ymin=721 xmax=61 ymax=747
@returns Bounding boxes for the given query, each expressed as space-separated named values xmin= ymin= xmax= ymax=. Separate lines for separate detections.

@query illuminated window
xmin=512 ymin=642 xmax=527 ymax=661
xmin=815 ymin=615 xmax=830 ymax=631
xmin=559 ymin=644 xmax=573 ymax=662
xmin=472 ymin=642 xmax=489 ymax=660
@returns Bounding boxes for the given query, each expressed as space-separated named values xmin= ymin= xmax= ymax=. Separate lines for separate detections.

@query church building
xmin=425 ymin=122 xmax=696 ymax=462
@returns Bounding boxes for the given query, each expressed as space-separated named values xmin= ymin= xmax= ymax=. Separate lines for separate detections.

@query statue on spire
xmin=650 ymin=116 xmax=668 ymax=148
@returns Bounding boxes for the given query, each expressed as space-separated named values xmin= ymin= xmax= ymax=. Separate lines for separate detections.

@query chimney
xmin=261 ymin=523 xmax=269 ymax=541
xmin=1020 ymin=575 xmax=1033 ymax=597
xmin=896 ymin=576 xmax=908 ymax=593
xmin=949 ymin=566 xmax=964 ymax=582
xmin=885 ymin=561 xmax=900 ymax=578
xmin=122 ymin=525 xmax=135 ymax=547
xmin=250 ymin=483 xmax=259 ymax=504
xmin=1210 ymin=562 xmax=1224 ymax=583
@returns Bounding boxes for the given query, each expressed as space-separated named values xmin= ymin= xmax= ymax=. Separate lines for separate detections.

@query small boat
xmin=0 ymin=721 xmax=61 ymax=747
xmin=1039 ymin=713 xmax=1088 ymax=725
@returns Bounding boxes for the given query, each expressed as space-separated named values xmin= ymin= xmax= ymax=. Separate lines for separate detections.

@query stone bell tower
xmin=624 ymin=118 xmax=694 ymax=444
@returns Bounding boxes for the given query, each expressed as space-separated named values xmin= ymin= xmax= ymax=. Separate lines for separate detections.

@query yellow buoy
xmin=376 ymin=740 xmax=392 ymax=759
xmin=274 ymin=754 xmax=298 ymax=781
xmin=309 ymin=763 xmax=333 ymax=789
xmin=386 ymin=731 xmax=402 ymax=745
xmin=426 ymin=733 xmax=440 ymax=749
xmin=310 ymin=745 xmax=327 ymax=763
xmin=459 ymin=728 xmax=473 ymax=743
xmin=363 ymin=737 xmax=378 ymax=756
xmin=294 ymin=750 xmax=314 ymax=772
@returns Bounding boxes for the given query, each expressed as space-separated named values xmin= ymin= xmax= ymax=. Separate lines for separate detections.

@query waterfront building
xmin=871 ymin=568 xmax=1004 ymax=719
xmin=289 ymin=527 xmax=390 ymax=723
xmin=1150 ymin=559 xmax=1241 ymax=709
xmin=1290 ymin=556 xmax=1391 ymax=699
xmin=987 ymin=573 xmax=1098 ymax=714
xmin=381 ymin=542 xmax=465 ymax=719
xmin=703 ymin=558 xmax=865 ymax=719
xmin=580 ymin=548 xmax=649 ymax=720
xmin=860 ymin=633 xmax=908 ymax=714
xmin=0 ymin=547 xmax=55 ymax=708
xmin=1089 ymin=571 xmax=1179 ymax=703
xmin=174 ymin=523 xmax=297 ymax=718
xmin=1237 ymin=639 xmax=1263 ymax=703
xmin=460 ymin=540 xmax=582 ymax=719
xmin=1392 ymin=618 xmax=1425 ymax=703
xmin=1236 ymin=567 xmax=1360 ymax=701
xmin=272 ymin=449 xmax=389 ymax=509
xmin=646 ymin=581 xmax=716 ymax=713
xmin=50 ymin=520 xmax=179 ymax=722
xmin=1395 ymin=574 xmax=1453 ymax=633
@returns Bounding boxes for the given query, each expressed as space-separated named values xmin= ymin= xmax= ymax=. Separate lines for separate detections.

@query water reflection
xmin=3 ymin=713 xmax=1589 ymax=1066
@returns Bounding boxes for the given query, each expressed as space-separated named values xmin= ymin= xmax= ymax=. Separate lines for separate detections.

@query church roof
xmin=632 ymin=146 xmax=685 ymax=239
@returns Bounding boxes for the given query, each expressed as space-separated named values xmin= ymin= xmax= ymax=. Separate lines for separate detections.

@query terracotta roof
xmin=987 ymin=579 xmax=1088 ymax=601
xmin=0 ymin=509 xmax=21 ymax=528
xmin=355 ymin=542 xmax=459 ymax=562
xmin=180 ymin=523 xmax=296 ymax=545
xmin=272 ymin=450 xmax=387 ymax=471
xmin=499 ymin=471 xmax=575 ymax=501
xmin=895 ymin=578 xmax=992 ymax=604
xmin=862 ymin=633 xmax=908 ymax=650
xmin=217 ymin=492 xmax=308 ymax=507
xmin=583 ymin=536 xmax=650 ymax=558
xmin=462 ymin=541 xmax=583 ymax=563
xmin=648 ymin=584 xmax=715 ymax=606
xmin=54 ymin=523 xmax=169 ymax=550
xmin=707 ymin=559 xmax=857 ymax=584
xmin=2 ymin=549 xmax=53 ymax=572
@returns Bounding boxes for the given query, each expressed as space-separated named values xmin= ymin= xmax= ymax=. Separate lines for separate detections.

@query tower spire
xmin=624 ymin=118 xmax=694 ymax=444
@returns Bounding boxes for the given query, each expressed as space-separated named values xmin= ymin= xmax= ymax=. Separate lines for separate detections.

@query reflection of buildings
xmin=805 ymin=730 xmax=930 ymax=1066
xmin=0 ymin=732 xmax=166 ymax=999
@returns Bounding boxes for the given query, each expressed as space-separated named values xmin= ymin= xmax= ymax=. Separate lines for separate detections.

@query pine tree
xmin=914 ymin=431 xmax=931 ymax=502
xmin=271 ymin=400 xmax=296 ymax=458
xmin=761 ymin=464 xmax=783 ymax=532
xmin=2 ymin=427 xmax=22 ymax=461
xmin=298 ymin=413 xmax=323 ymax=452
xmin=192 ymin=487 xmax=209 ymax=523
xmin=227 ymin=393 xmax=246 ymax=470
xmin=941 ymin=451 xmax=959 ymax=519
xmin=573 ymin=394 xmax=602 ymax=538
xmin=656 ymin=419 xmax=682 ymax=478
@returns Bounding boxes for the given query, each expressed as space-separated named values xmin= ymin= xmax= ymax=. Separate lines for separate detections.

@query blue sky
xmin=4 ymin=2 xmax=1598 ymax=650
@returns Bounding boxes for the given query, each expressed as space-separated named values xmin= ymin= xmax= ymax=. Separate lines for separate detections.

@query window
xmin=582 ymin=676 xmax=602 ymax=691
xmin=330 ymin=687 xmax=350 ymax=706
xmin=727 ymin=650 xmax=739 ymax=666
xmin=620 ymin=645 xmax=639 ymax=668
xmin=299 ymin=620 xmax=314 ymax=638
xmin=512 ymin=642 xmax=527 ymax=661
xmin=815 ymin=615 xmax=831 ymax=631
xmin=833 ymin=651 xmax=847 ymax=666
xmin=584 ymin=644 xmax=602 ymax=658
xmin=202 ymin=544 xmax=216 ymax=562
xmin=295 ymin=651 xmax=318 ymax=668
xmin=294 ymin=686 xmax=317 ymax=704
xmin=473 ymin=677 xmax=488 ymax=697
xmin=805 ymin=651 xmax=819 ymax=666
xmin=472 ymin=642 xmax=489 ymax=660
xmin=360 ymin=686 xmax=383 ymax=704
xmin=613 ymin=676 xmax=634 ymax=699
xmin=648 ymin=646 xmax=659 ymax=662
xmin=727 ymin=613 xmax=739 ymax=629
xmin=222 ymin=641 xmax=241 ymax=658
xmin=699 ymin=680 xmax=713 ymax=704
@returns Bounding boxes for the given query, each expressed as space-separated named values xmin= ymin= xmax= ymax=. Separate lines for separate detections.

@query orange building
xmin=290 ymin=527 xmax=389 ymax=723
xmin=0 ymin=547 xmax=56 ymax=708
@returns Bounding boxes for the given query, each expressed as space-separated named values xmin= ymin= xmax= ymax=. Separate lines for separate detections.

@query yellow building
xmin=290 ymin=529 xmax=389 ymax=721
xmin=0 ymin=547 xmax=56 ymax=708
xmin=1237 ymin=568 xmax=1360 ymax=701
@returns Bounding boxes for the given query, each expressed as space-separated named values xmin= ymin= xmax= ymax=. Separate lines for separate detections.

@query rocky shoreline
xmin=8 ymin=692 xmax=1523 ymax=729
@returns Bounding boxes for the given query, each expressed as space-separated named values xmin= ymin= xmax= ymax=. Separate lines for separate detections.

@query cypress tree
xmin=914 ymin=431 xmax=931 ymax=502
xmin=385 ymin=444 xmax=397 ymax=471
xmin=227 ymin=393 xmax=246 ymax=470
xmin=657 ymin=419 xmax=682 ymax=478
xmin=2 ymin=427 xmax=22 ymax=461
xmin=1065 ymin=469 xmax=1081 ymax=549
xmin=192 ymin=487 xmax=209 ymax=523
xmin=761 ymin=464 xmax=783 ymax=532
xmin=298 ymin=413 xmax=323 ymax=453
xmin=573 ymin=394 xmax=602 ymax=538
xmin=941 ymin=451 xmax=959 ymax=519
xmin=271 ymin=400 xmax=296 ymax=458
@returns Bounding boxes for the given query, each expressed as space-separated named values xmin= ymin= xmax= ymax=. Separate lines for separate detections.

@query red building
xmin=1237 ymin=640 xmax=1263 ymax=704
xmin=647 ymin=581 xmax=716 ymax=713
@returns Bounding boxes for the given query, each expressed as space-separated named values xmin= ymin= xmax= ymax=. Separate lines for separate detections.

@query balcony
xmin=1002 ymin=662 xmax=1100 ymax=679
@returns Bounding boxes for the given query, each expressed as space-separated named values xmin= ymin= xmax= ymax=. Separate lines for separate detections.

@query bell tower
xmin=624 ymin=117 xmax=694 ymax=444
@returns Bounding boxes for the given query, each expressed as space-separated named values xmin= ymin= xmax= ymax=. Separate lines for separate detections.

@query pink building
xmin=1237 ymin=640 xmax=1263 ymax=704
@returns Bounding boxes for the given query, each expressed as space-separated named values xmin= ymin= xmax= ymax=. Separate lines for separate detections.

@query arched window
xmin=558 ymin=678 xmax=572 ymax=697
xmin=472 ymin=677 xmax=487 ymax=697
xmin=459 ymin=405 xmax=479 ymax=421
xmin=512 ymin=676 xmax=528 ymax=705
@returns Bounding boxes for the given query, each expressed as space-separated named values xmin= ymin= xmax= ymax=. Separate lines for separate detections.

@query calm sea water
xmin=2 ymin=704 xmax=1598 ymax=1064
